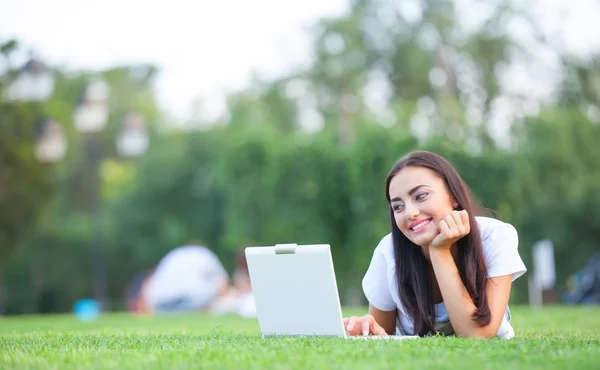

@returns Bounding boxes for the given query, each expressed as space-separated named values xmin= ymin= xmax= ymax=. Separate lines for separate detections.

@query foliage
xmin=3 ymin=0 xmax=600 ymax=315
xmin=0 ymin=38 xmax=163 ymax=313
xmin=0 ymin=40 xmax=53 ymax=261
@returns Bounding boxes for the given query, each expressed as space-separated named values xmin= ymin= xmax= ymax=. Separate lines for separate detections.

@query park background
xmin=1 ymin=0 xmax=600 ymax=315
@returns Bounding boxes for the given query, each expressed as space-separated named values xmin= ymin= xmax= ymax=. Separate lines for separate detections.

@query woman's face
xmin=388 ymin=166 xmax=456 ymax=247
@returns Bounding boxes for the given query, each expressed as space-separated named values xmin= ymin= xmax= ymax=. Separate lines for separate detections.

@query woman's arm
xmin=370 ymin=305 xmax=397 ymax=334
xmin=430 ymin=247 xmax=512 ymax=338
xmin=429 ymin=210 xmax=513 ymax=338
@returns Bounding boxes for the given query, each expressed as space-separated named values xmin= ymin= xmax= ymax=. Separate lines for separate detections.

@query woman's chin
xmin=401 ymin=227 xmax=436 ymax=246
xmin=408 ymin=232 xmax=435 ymax=247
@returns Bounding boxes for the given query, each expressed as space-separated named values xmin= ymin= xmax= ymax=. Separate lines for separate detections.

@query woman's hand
xmin=343 ymin=314 xmax=389 ymax=336
xmin=430 ymin=210 xmax=470 ymax=250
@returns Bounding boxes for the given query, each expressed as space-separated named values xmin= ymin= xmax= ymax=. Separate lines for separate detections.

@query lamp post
xmin=73 ymin=78 xmax=110 ymax=311
xmin=30 ymin=119 xmax=67 ymax=312
xmin=8 ymin=56 xmax=59 ymax=313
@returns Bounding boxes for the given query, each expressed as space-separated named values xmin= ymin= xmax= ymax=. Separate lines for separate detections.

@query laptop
xmin=245 ymin=243 xmax=418 ymax=340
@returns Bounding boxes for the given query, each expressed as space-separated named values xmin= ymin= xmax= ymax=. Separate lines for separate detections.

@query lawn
xmin=0 ymin=306 xmax=598 ymax=369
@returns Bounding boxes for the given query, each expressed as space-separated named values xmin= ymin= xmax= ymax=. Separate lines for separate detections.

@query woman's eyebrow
xmin=390 ymin=185 xmax=427 ymax=202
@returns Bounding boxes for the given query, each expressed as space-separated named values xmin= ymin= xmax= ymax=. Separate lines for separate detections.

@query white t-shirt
xmin=144 ymin=245 xmax=228 ymax=309
xmin=362 ymin=216 xmax=527 ymax=339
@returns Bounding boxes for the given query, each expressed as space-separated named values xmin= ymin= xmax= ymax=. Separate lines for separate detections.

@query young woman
xmin=344 ymin=151 xmax=526 ymax=339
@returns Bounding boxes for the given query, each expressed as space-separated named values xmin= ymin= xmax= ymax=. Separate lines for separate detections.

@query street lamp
xmin=7 ymin=58 xmax=55 ymax=102
xmin=73 ymin=79 xmax=110 ymax=133
xmin=116 ymin=112 xmax=149 ymax=158
xmin=73 ymin=78 xmax=110 ymax=311
xmin=35 ymin=119 xmax=67 ymax=164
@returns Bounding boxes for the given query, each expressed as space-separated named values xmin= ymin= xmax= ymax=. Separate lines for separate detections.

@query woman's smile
xmin=409 ymin=218 xmax=433 ymax=233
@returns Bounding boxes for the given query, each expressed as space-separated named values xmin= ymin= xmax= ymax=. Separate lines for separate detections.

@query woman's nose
xmin=404 ymin=202 xmax=420 ymax=220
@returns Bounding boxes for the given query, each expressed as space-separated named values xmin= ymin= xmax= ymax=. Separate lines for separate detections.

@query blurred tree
xmin=5 ymin=0 xmax=600 ymax=314
xmin=0 ymin=39 xmax=53 ymax=261
xmin=508 ymin=108 xmax=600 ymax=298
xmin=226 ymin=79 xmax=299 ymax=133
xmin=1 ymin=37 xmax=164 ymax=312
xmin=302 ymin=0 xmax=519 ymax=148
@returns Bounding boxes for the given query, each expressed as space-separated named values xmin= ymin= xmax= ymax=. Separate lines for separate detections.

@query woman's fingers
xmin=444 ymin=213 xmax=459 ymax=237
xmin=432 ymin=210 xmax=473 ymax=249
xmin=438 ymin=219 xmax=450 ymax=236
xmin=449 ymin=210 xmax=470 ymax=236
xmin=345 ymin=315 xmax=387 ymax=336
xmin=459 ymin=210 xmax=470 ymax=233
xmin=362 ymin=315 xmax=372 ymax=336
xmin=371 ymin=321 xmax=389 ymax=336
xmin=345 ymin=316 xmax=363 ymax=335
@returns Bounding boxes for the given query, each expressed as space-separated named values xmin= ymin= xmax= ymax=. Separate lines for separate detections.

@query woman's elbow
xmin=456 ymin=327 xmax=497 ymax=339
xmin=471 ymin=332 xmax=496 ymax=340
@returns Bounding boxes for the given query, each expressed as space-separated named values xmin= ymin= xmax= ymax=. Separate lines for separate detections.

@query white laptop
xmin=245 ymin=243 xmax=418 ymax=340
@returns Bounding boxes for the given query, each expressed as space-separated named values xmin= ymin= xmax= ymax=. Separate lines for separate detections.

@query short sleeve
xmin=483 ymin=222 xmax=527 ymax=281
xmin=362 ymin=236 xmax=397 ymax=311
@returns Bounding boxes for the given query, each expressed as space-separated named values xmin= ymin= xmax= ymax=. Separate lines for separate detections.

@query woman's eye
xmin=415 ymin=192 xmax=428 ymax=201
xmin=392 ymin=203 xmax=405 ymax=212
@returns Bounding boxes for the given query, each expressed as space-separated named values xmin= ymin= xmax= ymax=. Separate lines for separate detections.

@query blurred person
xmin=232 ymin=248 xmax=256 ymax=317
xmin=232 ymin=249 xmax=252 ymax=294
xmin=563 ymin=252 xmax=600 ymax=304
xmin=124 ymin=267 xmax=155 ymax=314
xmin=343 ymin=151 xmax=527 ymax=339
xmin=208 ymin=248 xmax=256 ymax=317
xmin=141 ymin=241 xmax=229 ymax=314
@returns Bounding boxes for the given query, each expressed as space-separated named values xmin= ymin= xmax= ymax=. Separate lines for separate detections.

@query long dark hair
xmin=385 ymin=151 xmax=490 ymax=336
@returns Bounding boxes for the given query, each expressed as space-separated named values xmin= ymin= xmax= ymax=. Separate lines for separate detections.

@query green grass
xmin=1 ymin=306 xmax=599 ymax=369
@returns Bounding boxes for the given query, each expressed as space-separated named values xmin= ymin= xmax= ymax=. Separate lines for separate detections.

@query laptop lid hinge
xmin=275 ymin=243 xmax=297 ymax=254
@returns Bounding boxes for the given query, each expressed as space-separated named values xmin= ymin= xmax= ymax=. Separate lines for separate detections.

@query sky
xmin=1 ymin=0 xmax=600 ymax=128
xmin=0 ymin=0 xmax=348 ymax=123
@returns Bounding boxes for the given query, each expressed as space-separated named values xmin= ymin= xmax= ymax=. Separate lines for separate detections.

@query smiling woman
xmin=343 ymin=151 xmax=527 ymax=339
